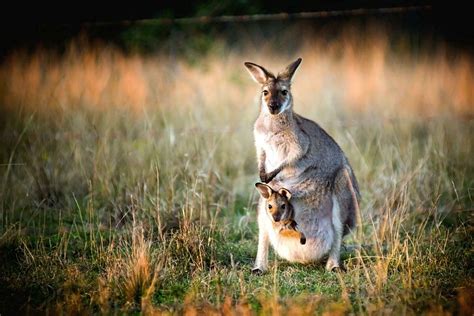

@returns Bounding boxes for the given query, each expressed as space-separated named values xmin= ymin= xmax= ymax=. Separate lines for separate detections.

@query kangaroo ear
xmin=278 ymin=188 xmax=292 ymax=201
xmin=278 ymin=58 xmax=302 ymax=82
xmin=244 ymin=62 xmax=271 ymax=84
xmin=255 ymin=182 xmax=273 ymax=199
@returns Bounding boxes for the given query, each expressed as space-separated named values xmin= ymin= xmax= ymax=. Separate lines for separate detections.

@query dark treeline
xmin=0 ymin=1 xmax=471 ymax=57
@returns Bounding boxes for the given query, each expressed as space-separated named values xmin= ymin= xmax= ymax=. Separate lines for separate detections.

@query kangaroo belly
xmin=268 ymin=227 xmax=333 ymax=263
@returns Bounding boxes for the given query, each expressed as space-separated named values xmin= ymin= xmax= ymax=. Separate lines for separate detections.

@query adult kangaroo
xmin=244 ymin=58 xmax=361 ymax=273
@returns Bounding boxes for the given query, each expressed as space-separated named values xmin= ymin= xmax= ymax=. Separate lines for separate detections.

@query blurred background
xmin=0 ymin=1 xmax=473 ymax=314
xmin=0 ymin=1 xmax=472 ymax=117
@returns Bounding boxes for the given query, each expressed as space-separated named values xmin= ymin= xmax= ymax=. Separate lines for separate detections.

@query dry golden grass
xmin=1 ymin=30 xmax=473 ymax=118
xmin=0 ymin=28 xmax=473 ymax=315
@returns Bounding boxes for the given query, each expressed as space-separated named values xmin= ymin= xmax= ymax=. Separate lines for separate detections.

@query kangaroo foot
xmin=251 ymin=267 xmax=265 ymax=275
xmin=330 ymin=265 xmax=347 ymax=273
xmin=326 ymin=258 xmax=344 ymax=272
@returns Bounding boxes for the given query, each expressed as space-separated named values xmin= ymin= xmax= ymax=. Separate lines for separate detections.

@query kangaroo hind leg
xmin=326 ymin=194 xmax=343 ymax=271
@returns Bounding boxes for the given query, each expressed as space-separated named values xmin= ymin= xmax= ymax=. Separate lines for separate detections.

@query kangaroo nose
xmin=269 ymin=102 xmax=279 ymax=113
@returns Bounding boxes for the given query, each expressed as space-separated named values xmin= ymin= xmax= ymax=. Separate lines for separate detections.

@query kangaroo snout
xmin=269 ymin=102 xmax=280 ymax=114
xmin=272 ymin=214 xmax=281 ymax=222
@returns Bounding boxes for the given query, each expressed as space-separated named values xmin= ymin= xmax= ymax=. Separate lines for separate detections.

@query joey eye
xmin=262 ymin=90 xmax=269 ymax=96
xmin=281 ymin=204 xmax=286 ymax=209
xmin=268 ymin=204 xmax=272 ymax=209
xmin=281 ymin=90 xmax=288 ymax=96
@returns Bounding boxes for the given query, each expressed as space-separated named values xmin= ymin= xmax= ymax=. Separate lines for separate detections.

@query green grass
xmin=1 ymin=106 xmax=472 ymax=315
xmin=0 ymin=40 xmax=473 ymax=314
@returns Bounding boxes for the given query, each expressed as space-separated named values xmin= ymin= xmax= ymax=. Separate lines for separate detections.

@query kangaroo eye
xmin=263 ymin=90 xmax=269 ymax=96
xmin=268 ymin=204 xmax=272 ymax=209
xmin=281 ymin=204 xmax=286 ymax=209
xmin=281 ymin=90 xmax=288 ymax=96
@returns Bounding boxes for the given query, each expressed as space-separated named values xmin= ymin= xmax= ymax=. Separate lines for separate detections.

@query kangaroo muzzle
xmin=268 ymin=101 xmax=280 ymax=114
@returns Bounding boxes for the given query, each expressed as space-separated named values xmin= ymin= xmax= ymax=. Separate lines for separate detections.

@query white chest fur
xmin=254 ymin=128 xmax=302 ymax=172
xmin=254 ymin=131 xmax=277 ymax=170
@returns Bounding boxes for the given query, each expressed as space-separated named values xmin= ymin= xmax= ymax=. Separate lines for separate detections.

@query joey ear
xmin=255 ymin=182 xmax=273 ymax=199
xmin=244 ymin=62 xmax=271 ymax=84
xmin=278 ymin=58 xmax=302 ymax=82
xmin=278 ymin=188 xmax=292 ymax=201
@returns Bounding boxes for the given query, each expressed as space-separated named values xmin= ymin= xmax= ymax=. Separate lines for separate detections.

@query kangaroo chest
xmin=254 ymin=128 xmax=301 ymax=171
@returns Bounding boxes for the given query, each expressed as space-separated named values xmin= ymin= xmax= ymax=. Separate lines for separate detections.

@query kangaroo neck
xmin=259 ymin=109 xmax=295 ymax=132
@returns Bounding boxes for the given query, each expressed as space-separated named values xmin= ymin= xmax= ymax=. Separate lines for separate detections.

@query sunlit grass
xmin=0 ymin=29 xmax=473 ymax=314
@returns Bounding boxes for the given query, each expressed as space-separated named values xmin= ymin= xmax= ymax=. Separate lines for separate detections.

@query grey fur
xmin=245 ymin=58 xmax=361 ymax=272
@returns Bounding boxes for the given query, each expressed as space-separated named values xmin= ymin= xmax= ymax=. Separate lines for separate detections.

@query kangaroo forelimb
xmin=262 ymin=167 xmax=282 ymax=183
xmin=258 ymin=151 xmax=267 ymax=182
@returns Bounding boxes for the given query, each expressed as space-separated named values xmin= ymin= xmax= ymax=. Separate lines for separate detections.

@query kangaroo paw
xmin=330 ymin=265 xmax=347 ymax=273
xmin=326 ymin=261 xmax=346 ymax=272
xmin=251 ymin=267 xmax=265 ymax=275
xmin=326 ymin=258 xmax=342 ymax=272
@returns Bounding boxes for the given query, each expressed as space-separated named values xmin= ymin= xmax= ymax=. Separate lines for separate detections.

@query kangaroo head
xmin=244 ymin=58 xmax=302 ymax=115
xmin=255 ymin=182 xmax=292 ymax=222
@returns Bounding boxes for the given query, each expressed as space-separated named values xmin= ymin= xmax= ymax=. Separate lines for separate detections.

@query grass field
xmin=0 ymin=31 xmax=473 ymax=315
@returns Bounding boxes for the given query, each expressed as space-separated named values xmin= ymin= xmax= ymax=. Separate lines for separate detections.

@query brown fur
xmin=255 ymin=183 xmax=306 ymax=245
